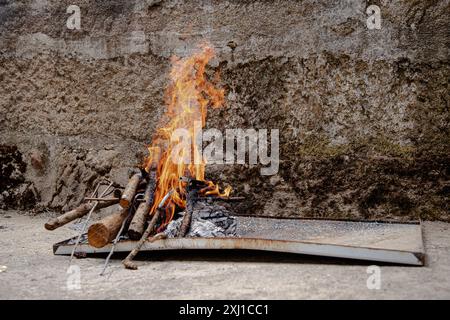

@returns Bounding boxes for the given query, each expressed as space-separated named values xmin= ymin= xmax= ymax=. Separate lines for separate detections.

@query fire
xmin=143 ymin=44 xmax=231 ymax=227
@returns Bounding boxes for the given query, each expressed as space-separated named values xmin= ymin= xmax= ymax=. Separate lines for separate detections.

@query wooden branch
xmin=178 ymin=178 xmax=201 ymax=237
xmin=178 ymin=212 xmax=191 ymax=237
xmin=128 ymin=171 xmax=157 ymax=240
xmin=119 ymin=173 xmax=142 ymax=209
xmin=44 ymin=200 xmax=119 ymax=230
xmin=87 ymin=207 xmax=129 ymax=248
xmin=128 ymin=205 xmax=148 ymax=240
xmin=122 ymin=208 xmax=162 ymax=270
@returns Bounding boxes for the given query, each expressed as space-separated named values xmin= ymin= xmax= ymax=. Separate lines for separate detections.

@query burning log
xmin=44 ymin=199 xmax=118 ymax=231
xmin=178 ymin=209 xmax=192 ymax=237
xmin=87 ymin=206 xmax=129 ymax=248
xmin=178 ymin=177 xmax=207 ymax=237
xmin=119 ymin=173 xmax=142 ymax=209
xmin=128 ymin=171 xmax=157 ymax=240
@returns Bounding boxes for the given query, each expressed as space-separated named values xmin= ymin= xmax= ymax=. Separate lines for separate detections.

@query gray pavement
xmin=0 ymin=211 xmax=449 ymax=299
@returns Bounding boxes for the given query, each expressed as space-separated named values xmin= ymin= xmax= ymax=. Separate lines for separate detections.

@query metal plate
xmin=53 ymin=216 xmax=425 ymax=265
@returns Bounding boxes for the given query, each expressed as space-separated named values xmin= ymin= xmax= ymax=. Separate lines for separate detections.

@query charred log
xmin=128 ymin=171 xmax=157 ymax=240
xmin=178 ymin=177 xmax=208 ymax=237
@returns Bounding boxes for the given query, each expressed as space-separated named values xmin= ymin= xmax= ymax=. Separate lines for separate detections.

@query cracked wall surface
xmin=0 ymin=0 xmax=449 ymax=220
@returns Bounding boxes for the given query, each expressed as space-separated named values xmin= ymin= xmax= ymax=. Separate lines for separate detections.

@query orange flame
xmin=143 ymin=44 xmax=231 ymax=227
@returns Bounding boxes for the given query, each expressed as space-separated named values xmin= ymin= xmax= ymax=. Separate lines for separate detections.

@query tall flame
xmin=143 ymin=44 xmax=231 ymax=227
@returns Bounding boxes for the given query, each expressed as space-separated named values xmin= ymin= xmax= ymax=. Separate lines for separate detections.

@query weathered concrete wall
xmin=0 ymin=0 xmax=449 ymax=220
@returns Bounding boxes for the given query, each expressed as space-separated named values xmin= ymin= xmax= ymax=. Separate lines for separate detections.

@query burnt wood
xmin=128 ymin=171 xmax=157 ymax=240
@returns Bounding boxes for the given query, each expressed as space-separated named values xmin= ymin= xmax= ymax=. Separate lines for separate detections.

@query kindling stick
xmin=120 ymin=173 xmax=142 ymax=208
xmin=99 ymin=194 xmax=143 ymax=276
xmin=73 ymin=182 xmax=102 ymax=225
xmin=122 ymin=190 xmax=173 ymax=270
xmin=44 ymin=200 xmax=119 ymax=230
xmin=128 ymin=171 xmax=157 ymax=240
xmin=45 ymin=181 xmax=120 ymax=230
xmin=69 ymin=181 xmax=114 ymax=264
xmin=99 ymin=207 xmax=133 ymax=276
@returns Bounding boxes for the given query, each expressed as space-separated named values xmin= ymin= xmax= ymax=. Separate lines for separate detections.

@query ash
xmin=164 ymin=201 xmax=237 ymax=238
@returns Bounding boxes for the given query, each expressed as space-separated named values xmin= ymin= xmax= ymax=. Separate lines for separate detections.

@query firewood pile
xmin=44 ymin=45 xmax=243 ymax=272
xmin=44 ymin=169 xmax=241 ymax=270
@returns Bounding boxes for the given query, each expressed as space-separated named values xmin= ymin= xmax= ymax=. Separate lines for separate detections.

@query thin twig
xmin=99 ymin=208 xmax=133 ymax=276
xmin=75 ymin=182 xmax=101 ymax=224
xmin=69 ymin=181 xmax=114 ymax=265
xmin=99 ymin=195 xmax=142 ymax=275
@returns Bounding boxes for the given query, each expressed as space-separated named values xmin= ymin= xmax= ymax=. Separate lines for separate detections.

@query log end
xmin=44 ymin=220 xmax=57 ymax=230
xmin=88 ymin=223 xmax=110 ymax=248
xmin=122 ymin=259 xmax=138 ymax=270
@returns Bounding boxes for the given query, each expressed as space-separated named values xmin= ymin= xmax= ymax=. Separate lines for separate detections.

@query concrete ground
xmin=0 ymin=211 xmax=449 ymax=299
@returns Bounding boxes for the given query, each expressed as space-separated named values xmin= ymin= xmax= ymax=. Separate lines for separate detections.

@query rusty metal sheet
xmin=53 ymin=216 xmax=425 ymax=265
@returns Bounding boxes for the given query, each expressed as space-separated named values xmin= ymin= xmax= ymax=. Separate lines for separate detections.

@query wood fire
xmin=44 ymin=44 xmax=239 ymax=271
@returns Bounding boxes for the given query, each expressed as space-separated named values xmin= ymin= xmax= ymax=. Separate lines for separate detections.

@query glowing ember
xmin=143 ymin=44 xmax=231 ymax=228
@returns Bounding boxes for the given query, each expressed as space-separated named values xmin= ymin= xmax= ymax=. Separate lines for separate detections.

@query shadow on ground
xmin=80 ymin=249 xmax=412 ymax=267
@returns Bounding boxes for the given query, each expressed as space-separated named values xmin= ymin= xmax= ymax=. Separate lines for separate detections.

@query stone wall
xmin=0 ymin=0 xmax=449 ymax=220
